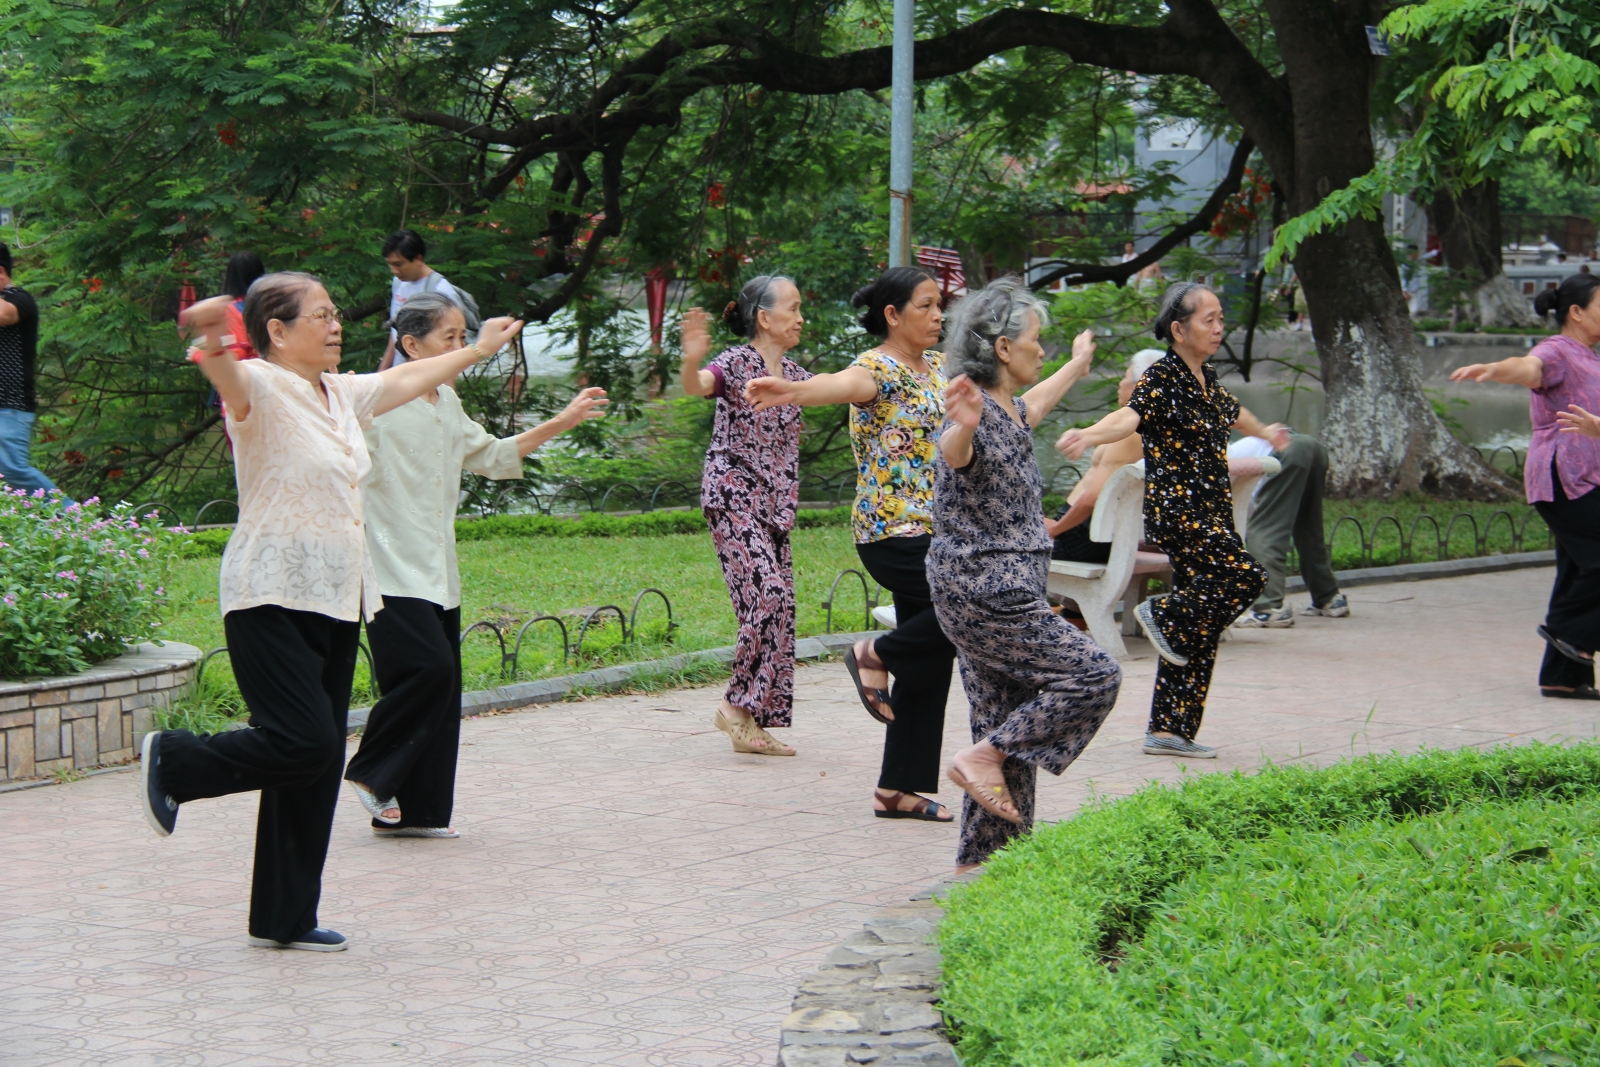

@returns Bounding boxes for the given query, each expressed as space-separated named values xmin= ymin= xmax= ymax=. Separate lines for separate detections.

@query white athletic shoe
xmin=1236 ymin=605 xmax=1295 ymax=628
xmin=1302 ymin=593 xmax=1350 ymax=617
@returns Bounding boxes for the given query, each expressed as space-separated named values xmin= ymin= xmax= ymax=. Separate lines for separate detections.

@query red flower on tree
xmin=215 ymin=121 xmax=240 ymax=148
xmin=63 ymin=451 xmax=87 ymax=466
xmin=83 ymin=277 xmax=103 ymax=293
xmin=706 ymin=182 xmax=726 ymax=208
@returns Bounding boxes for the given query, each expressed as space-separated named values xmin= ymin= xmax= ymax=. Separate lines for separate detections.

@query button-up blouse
xmin=1526 ymin=334 xmax=1600 ymax=503
xmin=220 ymin=360 xmax=386 ymax=622
xmin=1126 ymin=348 xmax=1240 ymax=543
xmin=702 ymin=344 xmax=813 ymax=529
xmin=848 ymin=349 xmax=946 ymax=544
xmin=362 ymin=388 xmax=523 ymax=610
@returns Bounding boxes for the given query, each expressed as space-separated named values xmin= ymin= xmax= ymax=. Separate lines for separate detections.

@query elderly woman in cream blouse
xmin=344 ymin=291 xmax=606 ymax=837
xmin=145 ymin=273 xmax=525 ymax=953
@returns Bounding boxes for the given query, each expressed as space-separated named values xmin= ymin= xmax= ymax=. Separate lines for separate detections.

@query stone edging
xmin=0 ymin=642 xmax=201 ymax=783
xmin=778 ymin=880 xmax=971 ymax=1067
xmin=348 ymin=630 xmax=880 ymax=730
xmin=1283 ymin=549 xmax=1553 ymax=594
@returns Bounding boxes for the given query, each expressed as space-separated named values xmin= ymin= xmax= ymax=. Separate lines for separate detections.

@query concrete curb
xmin=1284 ymin=549 xmax=1554 ymax=594
xmin=347 ymin=630 xmax=880 ymax=731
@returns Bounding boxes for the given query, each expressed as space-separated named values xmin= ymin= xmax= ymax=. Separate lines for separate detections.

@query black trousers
xmin=856 ymin=535 xmax=956 ymax=794
xmin=158 ymin=605 xmax=358 ymax=943
xmin=1534 ymin=472 xmax=1600 ymax=690
xmin=344 ymin=597 xmax=462 ymax=829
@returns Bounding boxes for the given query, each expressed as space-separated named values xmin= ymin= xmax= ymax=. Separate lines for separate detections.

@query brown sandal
xmin=844 ymin=640 xmax=894 ymax=724
xmin=873 ymin=790 xmax=953 ymax=821
xmin=948 ymin=764 xmax=1023 ymax=825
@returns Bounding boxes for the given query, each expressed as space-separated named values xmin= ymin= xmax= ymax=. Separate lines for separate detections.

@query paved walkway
xmin=2 ymin=569 xmax=1596 ymax=1066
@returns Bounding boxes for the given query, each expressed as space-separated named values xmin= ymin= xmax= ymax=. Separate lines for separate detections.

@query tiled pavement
xmin=2 ymin=568 xmax=1596 ymax=1067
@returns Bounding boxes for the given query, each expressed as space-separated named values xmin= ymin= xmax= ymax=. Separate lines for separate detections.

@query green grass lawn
xmin=162 ymin=525 xmax=867 ymax=706
xmin=937 ymin=743 xmax=1600 ymax=1067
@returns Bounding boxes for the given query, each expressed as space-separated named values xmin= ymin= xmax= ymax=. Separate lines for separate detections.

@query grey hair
xmin=391 ymin=291 xmax=465 ymax=354
xmin=1152 ymin=281 xmax=1218 ymax=343
xmin=1125 ymin=348 xmax=1165 ymax=383
xmin=723 ymin=274 xmax=795 ymax=339
xmin=942 ymin=276 xmax=1051 ymax=387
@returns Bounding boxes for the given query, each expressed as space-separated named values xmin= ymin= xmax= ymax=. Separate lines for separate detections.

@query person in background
xmin=1059 ymin=283 xmax=1285 ymax=760
xmin=377 ymin=229 xmax=461 ymax=371
xmin=1452 ymin=273 xmax=1600 ymax=699
xmin=0 ymin=241 xmax=69 ymax=503
xmin=1045 ymin=350 xmax=1163 ymax=565
xmin=144 ymin=273 xmax=523 ymax=952
xmin=1229 ymin=431 xmax=1348 ymax=627
xmin=926 ymin=277 xmax=1118 ymax=871
xmin=681 ymin=276 xmax=812 ymax=757
xmin=222 ymin=252 xmax=266 ymax=360
xmin=746 ymin=267 xmax=961 ymax=822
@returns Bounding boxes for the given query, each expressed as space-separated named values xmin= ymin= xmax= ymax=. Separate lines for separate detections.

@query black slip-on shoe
xmin=247 ymin=928 xmax=349 ymax=952
xmin=1542 ymin=685 xmax=1600 ymax=700
xmin=140 ymin=731 xmax=178 ymax=838
xmin=1537 ymin=625 xmax=1594 ymax=666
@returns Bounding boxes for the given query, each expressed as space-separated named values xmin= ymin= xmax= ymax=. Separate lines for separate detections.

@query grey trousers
xmin=1245 ymin=433 xmax=1341 ymax=611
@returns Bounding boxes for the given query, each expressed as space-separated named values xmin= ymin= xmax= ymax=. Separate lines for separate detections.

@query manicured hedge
xmin=939 ymin=743 xmax=1600 ymax=1067
xmin=175 ymin=505 xmax=856 ymax=556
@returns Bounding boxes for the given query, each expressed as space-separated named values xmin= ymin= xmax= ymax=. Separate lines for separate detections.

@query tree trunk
xmin=1432 ymin=180 xmax=1538 ymax=328
xmin=1264 ymin=0 xmax=1514 ymax=499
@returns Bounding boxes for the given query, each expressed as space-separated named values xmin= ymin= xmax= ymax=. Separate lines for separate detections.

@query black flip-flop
xmin=1537 ymin=625 xmax=1594 ymax=666
xmin=844 ymin=644 xmax=894 ymax=725
xmin=1542 ymin=685 xmax=1600 ymax=700
xmin=873 ymin=791 xmax=952 ymax=821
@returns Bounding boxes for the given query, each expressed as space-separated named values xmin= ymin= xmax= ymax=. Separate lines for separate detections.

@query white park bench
xmin=1045 ymin=458 xmax=1278 ymax=658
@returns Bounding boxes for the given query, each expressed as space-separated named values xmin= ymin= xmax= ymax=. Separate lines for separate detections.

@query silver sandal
xmin=349 ymin=782 xmax=401 ymax=825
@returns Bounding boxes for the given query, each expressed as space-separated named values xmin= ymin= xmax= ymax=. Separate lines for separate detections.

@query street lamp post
xmin=888 ymin=0 xmax=914 ymax=268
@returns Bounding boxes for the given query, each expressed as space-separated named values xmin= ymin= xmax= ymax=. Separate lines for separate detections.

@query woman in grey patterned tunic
xmin=928 ymin=278 xmax=1123 ymax=870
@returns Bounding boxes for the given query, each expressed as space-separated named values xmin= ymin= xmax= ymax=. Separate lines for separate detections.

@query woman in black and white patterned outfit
xmin=928 ymin=277 xmax=1122 ymax=871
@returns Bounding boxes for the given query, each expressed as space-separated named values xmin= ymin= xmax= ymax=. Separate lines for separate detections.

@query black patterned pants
xmin=935 ymin=589 xmax=1122 ymax=867
xmin=1147 ymin=522 xmax=1265 ymax=740
xmin=705 ymin=507 xmax=796 ymax=727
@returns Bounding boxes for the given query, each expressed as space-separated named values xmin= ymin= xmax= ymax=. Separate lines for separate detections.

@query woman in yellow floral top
xmin=747 ymin=267 xmax=957 ymax=822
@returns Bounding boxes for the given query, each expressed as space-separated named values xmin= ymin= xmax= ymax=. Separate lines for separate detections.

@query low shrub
xmin=0 ymin=489 xmax=172 ymax=678
xmin=939 ymin=743 xmax=1600 ymax=1067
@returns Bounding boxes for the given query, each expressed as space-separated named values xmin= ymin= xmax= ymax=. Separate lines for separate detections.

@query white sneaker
xmin=1236 ymin=605 xmax=1294 ymax=628
xmin=1302 ymin=593 xmax=1350 ymax=618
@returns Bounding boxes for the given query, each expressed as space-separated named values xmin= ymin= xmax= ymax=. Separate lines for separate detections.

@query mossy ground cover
xmin=939 ymin=744 xmax=1600 ymax=1067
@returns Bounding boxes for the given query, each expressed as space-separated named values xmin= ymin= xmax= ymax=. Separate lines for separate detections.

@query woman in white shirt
xmin=141 ymin=272 xmax=523 ymax=953
xmin=345 ymin=292 xmax=606 ymax=837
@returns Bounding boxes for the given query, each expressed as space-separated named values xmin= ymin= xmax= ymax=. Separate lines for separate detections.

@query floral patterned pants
xmin=1147 ymin=523 xmax=1266 ymax=740
xmin=935 ymin=589 xmax=1122 ymax=867
xmin=705 ymin=507 xmax=795 ymax=728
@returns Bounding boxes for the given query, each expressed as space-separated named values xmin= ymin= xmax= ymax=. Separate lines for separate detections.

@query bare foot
xmin=954 ymin=863 xmax=983 ymax=876
xmin=948 ymin=742 xmax=1021 ymax=824
xmin=873 ymin=788 xmax=954 ymax=820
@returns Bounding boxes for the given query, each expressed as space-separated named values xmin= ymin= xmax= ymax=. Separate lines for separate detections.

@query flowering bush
xmin=0 ymin=489 xmax=172 ymax=679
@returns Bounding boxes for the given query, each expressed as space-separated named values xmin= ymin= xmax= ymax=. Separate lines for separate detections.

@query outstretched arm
xmin=678 ymin=309 xmax=717 ymax=396
xmin=1232 ymin=407 xmax=1290 ymax=450
xmin=747 ymin=366 xmax=878 ymax=409
xmin=1449 ymin=354 xmax=1544 ymax=389
xmin=512 ymin=387 xmax=609 ymax=457
xmin=938 ymin=375 xmax=985 ymax=469
xmin=374 ymin=316 xmax=524 ymax=416
xmin=1022 ymin=329 xmax=1095 ymax=427
xmin=182 ymin=296 xmax=254 ymax=417
xmin=1055 ymin=406 xmax=1140 ymax=460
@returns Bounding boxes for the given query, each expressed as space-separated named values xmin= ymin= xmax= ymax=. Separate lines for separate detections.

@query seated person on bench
xmin=1046 ymin=351 xmax=1160 ymax=563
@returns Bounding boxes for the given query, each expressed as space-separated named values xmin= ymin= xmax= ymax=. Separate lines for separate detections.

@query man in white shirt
xmin=377 ymin=229 xmax=461 ymax=370
xmin=1229 ymin=431 xmax=1349 ymax=627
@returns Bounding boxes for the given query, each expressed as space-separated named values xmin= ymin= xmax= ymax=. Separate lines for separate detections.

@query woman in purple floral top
xmin=1453 ymin=272 xmax=1600 ymax=698
xmin=680 ymin=276 xmax=813 ymax=755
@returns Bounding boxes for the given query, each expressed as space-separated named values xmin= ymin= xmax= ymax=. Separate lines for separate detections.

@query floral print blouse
xmin=1125 ymin=348 xmax=1240 ymax=544
xmin=702 ymin=344 xmax=813 ymax=529
xmin=848 ymin=349 xmax=947 ymax=544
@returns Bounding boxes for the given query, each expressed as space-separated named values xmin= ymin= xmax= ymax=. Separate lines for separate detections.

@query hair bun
xmin=849 ymin=282 xmax=876 ymax=309
xmin=1534 ymin=288 xmax=1560 ymax=317
xmin=721 ymin=300 xmax=743 ymax=333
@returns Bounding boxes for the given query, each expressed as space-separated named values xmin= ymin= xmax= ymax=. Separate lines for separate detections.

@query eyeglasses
xmin=291 ymin=307 xmax=343 ymax=328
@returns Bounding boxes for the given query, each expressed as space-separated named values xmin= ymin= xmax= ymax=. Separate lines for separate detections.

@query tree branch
xmin=1027 ymin=136 xmax=1255 ymax=291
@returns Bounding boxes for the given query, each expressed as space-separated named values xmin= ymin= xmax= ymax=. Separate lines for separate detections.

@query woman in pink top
xmin=680 ymin=276 xmax=812 ymax=757
xmin=1451 ymin=273 xmax=1600 ymax=698
xmin=140 ymin=272 xmax=523 ymax=953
